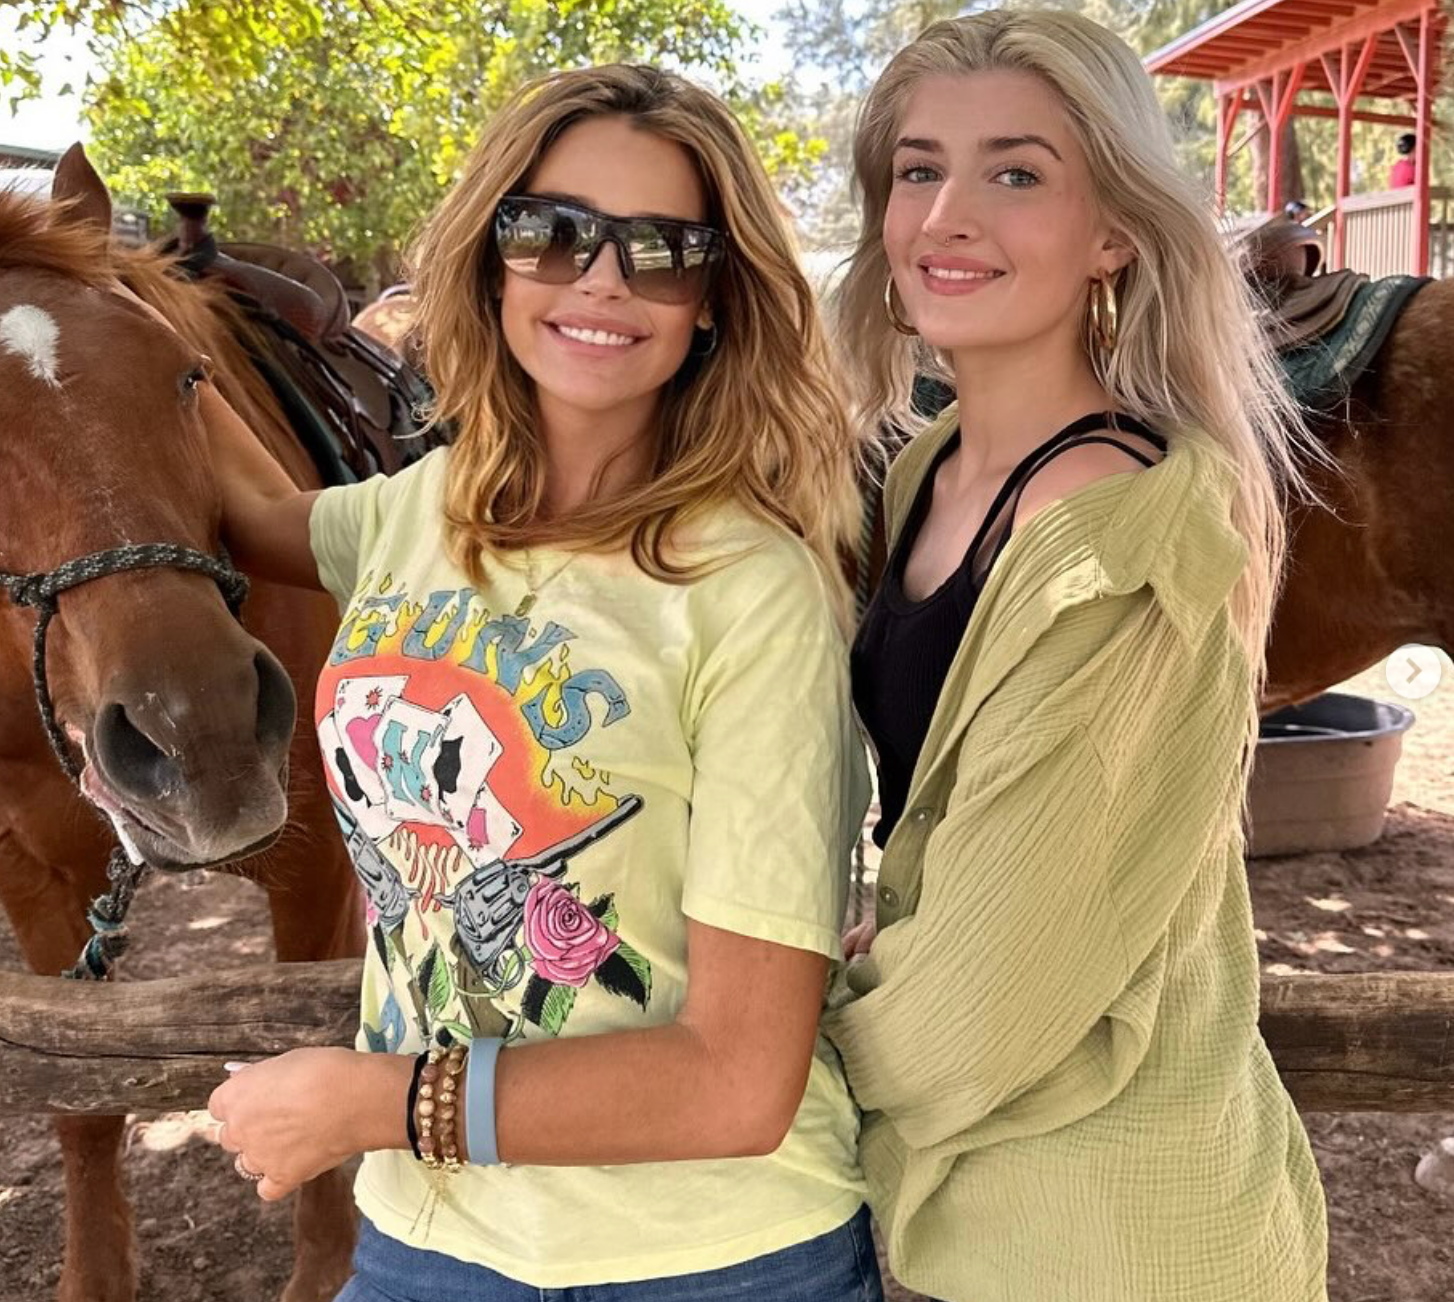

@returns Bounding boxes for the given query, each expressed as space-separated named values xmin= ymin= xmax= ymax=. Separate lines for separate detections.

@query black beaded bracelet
xmin=404 ymin=1049 xmax=429 ymax=1161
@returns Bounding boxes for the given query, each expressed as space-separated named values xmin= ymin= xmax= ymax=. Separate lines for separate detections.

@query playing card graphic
xmin=316 ymin=578 xmax=650 ymax=1043
xmin=325 ymin=679 xmax=524 ymax=857
xmin=375 ymin=696 xmax=452 ymax=826
xmin=433 ymin=692 xmax=522 ymax=866
xmin=452 ymin=781 xmax=524 ymax=868
xmin=319 ymin=712 xmax=395 ymax=841
xmin=436 ymin=693 xmax=505 ymax=826
xmin=331 ymin=674 xmax=409 ymax=808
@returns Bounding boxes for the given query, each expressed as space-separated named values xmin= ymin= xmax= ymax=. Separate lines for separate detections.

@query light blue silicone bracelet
xmin=465 ymin=1037 xmax=504 ymax=1165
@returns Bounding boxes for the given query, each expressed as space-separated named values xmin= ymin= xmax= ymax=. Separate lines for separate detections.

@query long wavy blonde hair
xmin=834 ymin=8 xmax=1327 ymax=740
xmin=408 ymin=64 xmax=860 ymax=600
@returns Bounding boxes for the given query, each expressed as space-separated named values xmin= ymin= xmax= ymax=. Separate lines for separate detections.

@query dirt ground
xmin=2 ymin=655 xmax=1453 ymax=1301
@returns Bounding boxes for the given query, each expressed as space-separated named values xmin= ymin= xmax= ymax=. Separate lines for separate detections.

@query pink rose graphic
xmin=523 ymin=880 xmax=621 ymax=987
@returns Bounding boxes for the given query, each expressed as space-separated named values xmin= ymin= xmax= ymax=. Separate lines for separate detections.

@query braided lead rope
xmin=61 ymin=846 xmax=148 ymax=981
xmin=0 ymin=544 xmax=249 ymax=979
xmin=0 ymin=545 xmax=248 ymax=777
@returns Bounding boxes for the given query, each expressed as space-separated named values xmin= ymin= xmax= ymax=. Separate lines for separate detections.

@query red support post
xmin=1412 ymin=4 xmax=1435 ymax=274
xmin=1215 ymin=91 xmax=1242 ymax=213
xmin=1334 ymin=34 xmax=1379 ymax=269
xmin=1256 ymin=76 xmax=1280 ymax=214
xmin=1262 ymin=64 xmax=1307 ymax=215
xmin=1333 ymin=47 xmax=1352 ymax=268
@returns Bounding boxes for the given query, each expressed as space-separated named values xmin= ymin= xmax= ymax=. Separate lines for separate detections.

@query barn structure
xmin=1146 ymin=0 xmax=1447 ymax=276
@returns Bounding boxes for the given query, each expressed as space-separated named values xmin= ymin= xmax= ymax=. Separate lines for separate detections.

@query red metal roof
xmin=1145 ymin=0 xmax=1445 ymax=98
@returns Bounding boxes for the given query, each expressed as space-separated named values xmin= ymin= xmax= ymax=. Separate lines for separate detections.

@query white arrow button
xmin=1386 ymin=644 xmax=1444 ymax=701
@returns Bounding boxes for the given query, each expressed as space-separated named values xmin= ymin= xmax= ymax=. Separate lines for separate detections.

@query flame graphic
xmin=390 ymin=826 xmax=462 ymax=913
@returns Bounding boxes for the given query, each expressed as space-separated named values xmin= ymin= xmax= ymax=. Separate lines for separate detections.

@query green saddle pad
xmin=1279 ymin=275 xmax=1430 ymax=411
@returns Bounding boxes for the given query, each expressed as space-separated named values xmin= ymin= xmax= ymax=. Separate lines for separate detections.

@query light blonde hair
xmin=834 ymin=8 xmax=1328 ymax=762
xmin=408 ymin=64 xmax=860 ymax=603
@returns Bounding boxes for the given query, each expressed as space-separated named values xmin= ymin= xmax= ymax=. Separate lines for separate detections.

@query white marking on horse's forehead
xmin=0 ymin=304 xmax=62 ymax=387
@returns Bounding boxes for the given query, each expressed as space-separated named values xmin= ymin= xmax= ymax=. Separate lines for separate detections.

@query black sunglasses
xmin=493 ymin=194 xmax=726 ymax=306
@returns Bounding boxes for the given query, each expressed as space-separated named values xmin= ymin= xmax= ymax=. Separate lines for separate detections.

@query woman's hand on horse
xmin=207 ymin=1047 xmax=415 ymax=1201
xmin=199 ymin=385 xmax=324 ymax=590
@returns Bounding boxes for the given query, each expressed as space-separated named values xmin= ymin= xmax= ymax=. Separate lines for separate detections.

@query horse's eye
xmin=180 ymin=364 xmax=208 ymax=396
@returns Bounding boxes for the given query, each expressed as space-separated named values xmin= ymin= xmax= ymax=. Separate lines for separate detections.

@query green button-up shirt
xmin=824 ymin=407 xmax=1329 ymax=1301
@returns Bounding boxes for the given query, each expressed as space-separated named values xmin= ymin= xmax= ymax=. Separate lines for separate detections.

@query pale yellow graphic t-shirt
xmin=309 ymin=448 xmax=868 ymax=1287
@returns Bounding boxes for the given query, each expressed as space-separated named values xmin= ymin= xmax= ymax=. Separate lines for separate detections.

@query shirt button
xmin=878 ymin=884 xmax=899 ymax=908
xmin=910 ymin=807 xmax=934 ymax=826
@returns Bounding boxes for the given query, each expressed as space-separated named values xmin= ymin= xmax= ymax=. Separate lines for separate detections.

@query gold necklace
xmin=514 ymin=547 xmax=575 ymax=618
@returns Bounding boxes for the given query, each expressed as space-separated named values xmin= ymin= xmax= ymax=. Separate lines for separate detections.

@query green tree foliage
xmin=3 ymin=0 xmax=821 ymax=280
xmin=8 ymin=0 xmax=1448 ymax=260
xmin=775 ymin=0 xmax=965 ymax=247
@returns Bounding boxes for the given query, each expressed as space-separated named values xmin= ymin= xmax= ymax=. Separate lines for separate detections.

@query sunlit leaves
xmin=4 ymin=0 xmax=823 ymax=277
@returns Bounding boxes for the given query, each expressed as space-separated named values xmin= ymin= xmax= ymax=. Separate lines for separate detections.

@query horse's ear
xmin=51 ymin=143 xmax=113 ymax=233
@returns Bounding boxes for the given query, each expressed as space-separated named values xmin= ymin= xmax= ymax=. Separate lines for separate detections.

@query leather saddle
xmin=1234 ymin=214 xmax=1369 ymax=351
xmin=1232 ymin=213 xmax=1430 ymax=409
xmin=160 ymin=194 xmax=443 ymax=484
xmin=1257 ymin=268 xmax=1369 ymax=354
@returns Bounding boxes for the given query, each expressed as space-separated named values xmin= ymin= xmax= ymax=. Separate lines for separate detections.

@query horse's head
xmin=0 ymin=145 xmax=296 ymax=868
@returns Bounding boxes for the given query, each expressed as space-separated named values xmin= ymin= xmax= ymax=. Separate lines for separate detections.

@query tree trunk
xmin=1251 ymin=114 xmax=1306 ymax=213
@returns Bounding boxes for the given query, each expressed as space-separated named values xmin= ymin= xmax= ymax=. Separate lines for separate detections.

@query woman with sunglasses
xmin=198 ymin=64 xmax=882 ymax=1301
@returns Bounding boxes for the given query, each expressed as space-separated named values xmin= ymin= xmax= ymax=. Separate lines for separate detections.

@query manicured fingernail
xmin=224 ymin=1061 xmax=250 ymax=1073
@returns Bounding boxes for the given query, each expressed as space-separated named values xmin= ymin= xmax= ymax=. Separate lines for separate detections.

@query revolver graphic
xmin=331 ymin=796 xmax=417 ymax=933
xmin=438 ymin=794 xmax=644 ymax=980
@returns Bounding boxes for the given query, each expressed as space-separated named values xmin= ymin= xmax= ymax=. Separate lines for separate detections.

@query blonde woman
xmin=199 ymin=64 xmax=883 ymax=1300
xmin=825 ymin=10 xmax=1329 ymax=1301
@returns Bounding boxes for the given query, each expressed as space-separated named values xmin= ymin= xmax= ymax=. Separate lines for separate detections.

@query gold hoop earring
xmin=884 ymin=276 xmax=918 ymax=336
xmin=1088 ymin=273 xmax=1118 ymax=354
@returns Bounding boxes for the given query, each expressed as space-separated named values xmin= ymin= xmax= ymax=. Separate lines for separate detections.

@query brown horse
xmin=860 ymin=284 xmax=1454 ymax=714
xmin=1260 ymin=270 xmax=1454 ymax=710
xmin=0 ymin=152 xmax=361 ymax=1299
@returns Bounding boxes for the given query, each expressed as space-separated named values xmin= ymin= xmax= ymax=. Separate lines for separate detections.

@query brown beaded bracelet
xmin=415 ymin=1038 xmax=469 ymax=1172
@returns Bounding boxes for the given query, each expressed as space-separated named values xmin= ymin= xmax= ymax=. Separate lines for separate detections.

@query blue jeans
xmin=336 ymin=1205 xmax=884 ymax=1301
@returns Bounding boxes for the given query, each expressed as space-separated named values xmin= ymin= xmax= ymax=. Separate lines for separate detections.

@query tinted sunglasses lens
xmin=495 ymin=201 xmax=583 ymax=284
xmin=623 ymin=224 xmax=720 ymax=305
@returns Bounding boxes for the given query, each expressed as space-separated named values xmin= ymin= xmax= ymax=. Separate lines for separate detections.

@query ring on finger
xmin=234 ymin=1153 xmax=265 ymax=1183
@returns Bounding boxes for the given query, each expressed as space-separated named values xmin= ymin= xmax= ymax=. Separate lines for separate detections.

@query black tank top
xmin=851 ymin=413 xmax=1168 ymax=849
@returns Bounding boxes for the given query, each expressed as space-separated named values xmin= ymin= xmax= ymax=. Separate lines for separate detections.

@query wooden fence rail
xmin=0 ymin=960 xmax=360 ymax=1116
xmin=2 ymin=962 xmax=1453 ymax=1116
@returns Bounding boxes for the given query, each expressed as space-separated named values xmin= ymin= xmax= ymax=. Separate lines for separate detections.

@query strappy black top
xmin=851 ymin=413 xmax=1168 ymax=848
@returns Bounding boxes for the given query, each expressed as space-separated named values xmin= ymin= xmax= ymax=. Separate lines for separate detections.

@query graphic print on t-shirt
xmin=317 ymin=572 xmax=649 ymax=1049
